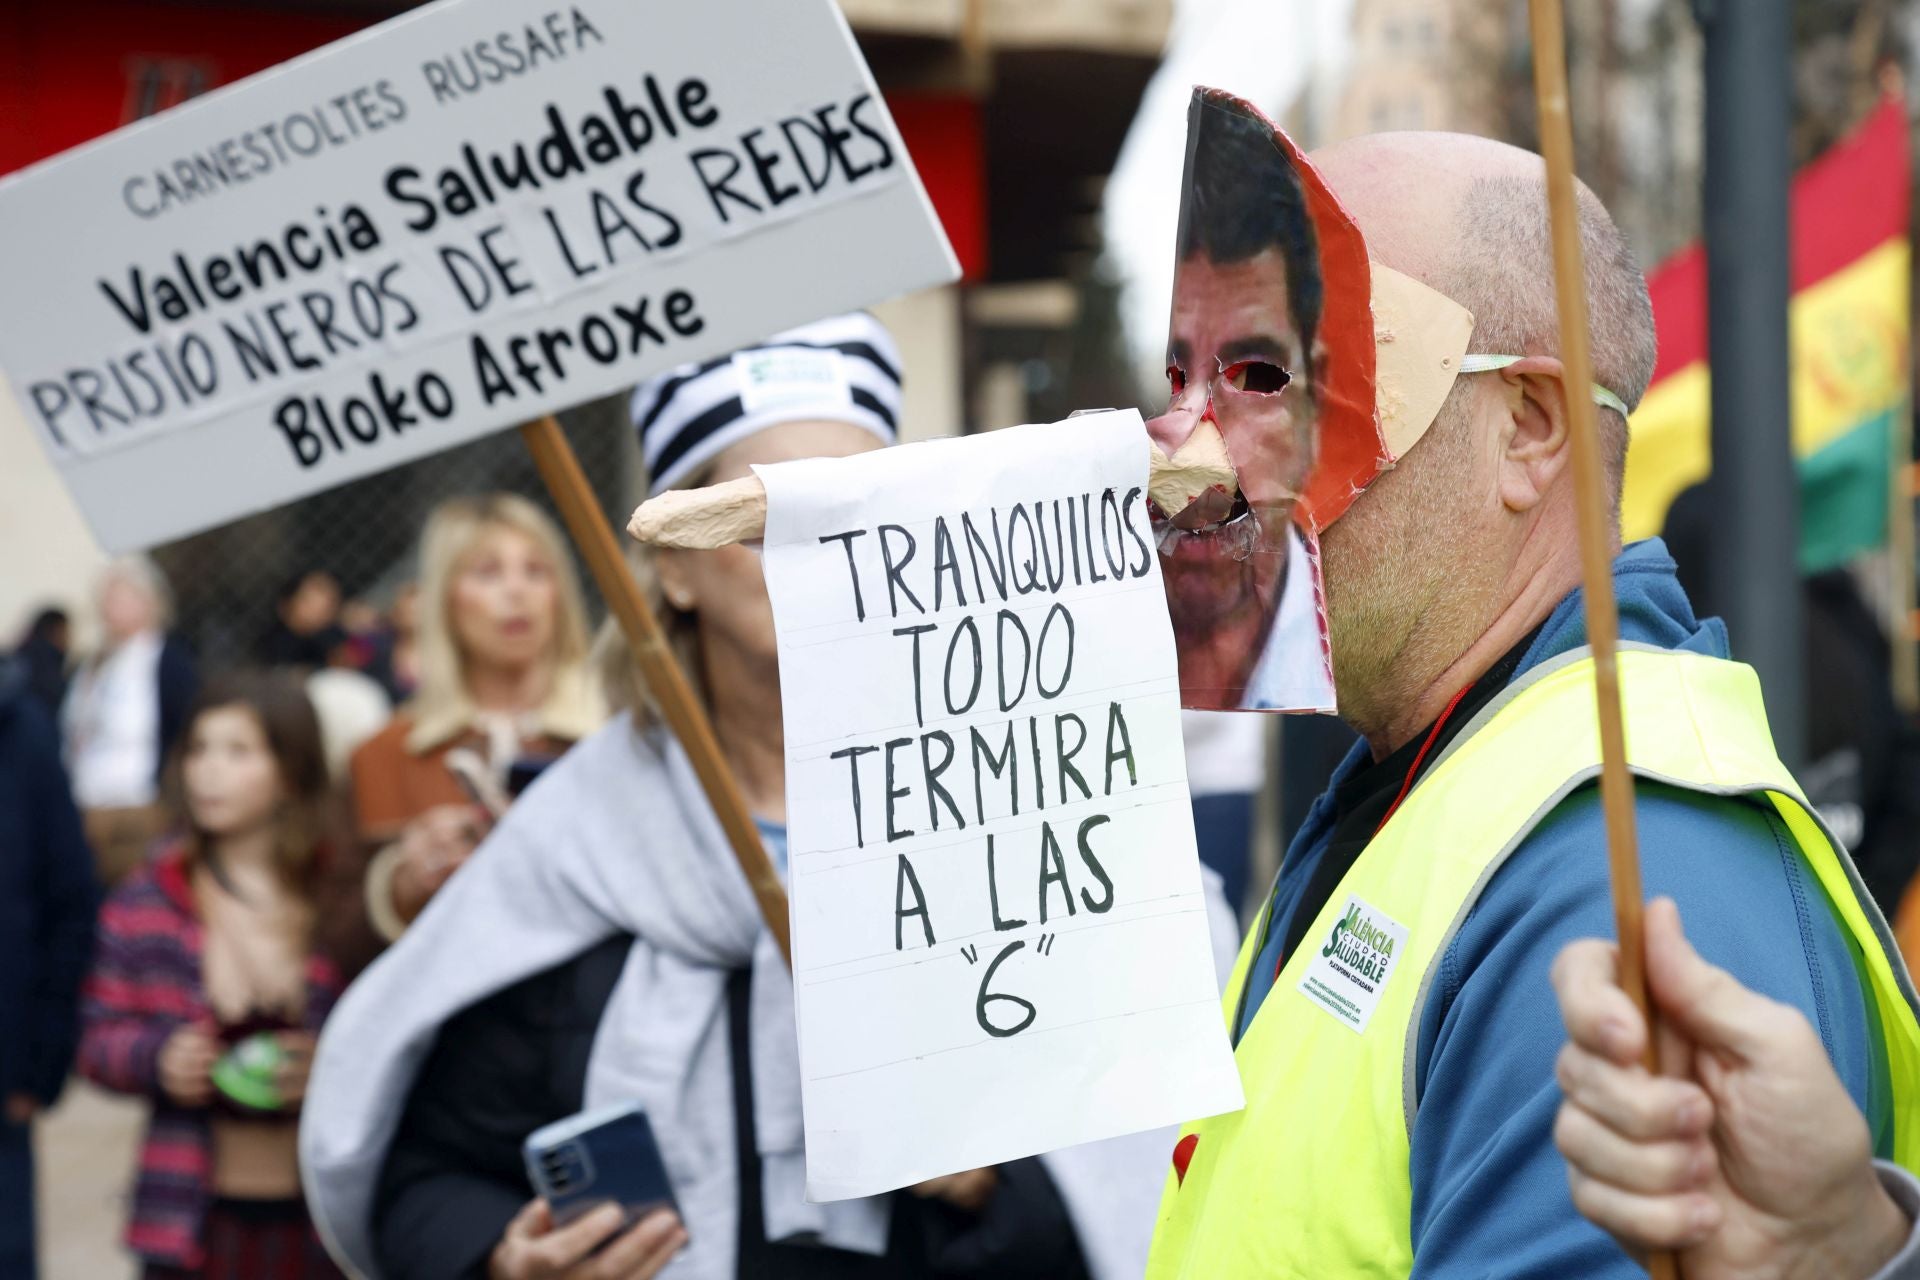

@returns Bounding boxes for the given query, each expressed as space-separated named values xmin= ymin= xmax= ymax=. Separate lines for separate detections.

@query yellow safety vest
xmin=1146 ymin=647 xmax=1920 ymax=1279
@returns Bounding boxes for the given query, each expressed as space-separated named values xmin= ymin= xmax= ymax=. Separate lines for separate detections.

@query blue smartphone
xmin=523 ymin=1101 xmax=681 ymax=1233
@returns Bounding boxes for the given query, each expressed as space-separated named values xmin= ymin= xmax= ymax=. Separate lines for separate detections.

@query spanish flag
xmin=1622 ymin=92 xmax=1911 ymax=572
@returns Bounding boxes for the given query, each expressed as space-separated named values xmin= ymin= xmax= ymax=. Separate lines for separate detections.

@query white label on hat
xmin=1296 ymin=895 xmax=1408 ymax=1034
xmin=734 ymin=348 xmax=854 ymax=414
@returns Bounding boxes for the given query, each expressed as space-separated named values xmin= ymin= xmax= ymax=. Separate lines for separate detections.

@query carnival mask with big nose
xmin=1148 ymin=89 xmax=1468 ymax=713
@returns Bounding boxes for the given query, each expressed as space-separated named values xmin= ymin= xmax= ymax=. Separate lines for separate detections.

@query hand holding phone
xmin=489 ymin=1200 xmax=683 ymax=1280
xmin=523 ymin=1102 xmax=681 ymax=1232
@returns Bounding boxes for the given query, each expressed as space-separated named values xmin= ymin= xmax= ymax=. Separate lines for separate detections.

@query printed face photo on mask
xmin=1159 ymin=249 xmax=1317 ymax=613
xmin=1148 ymin=90 xmax=1382 ymax=713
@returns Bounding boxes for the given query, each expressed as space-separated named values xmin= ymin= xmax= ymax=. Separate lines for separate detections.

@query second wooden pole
xmin=1525 ymin=4 xmax=1675 ymax=1276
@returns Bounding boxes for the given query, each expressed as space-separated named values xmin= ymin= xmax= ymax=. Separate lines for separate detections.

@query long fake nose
xmin=1144 ymin=413 xmax=1238 ymax=519
xmin=1144 ymin=391 xmax=1216 ymax=455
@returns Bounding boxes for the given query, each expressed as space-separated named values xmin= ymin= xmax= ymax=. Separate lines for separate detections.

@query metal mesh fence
xmin=150 ymin=395 xmax=637 ymax=671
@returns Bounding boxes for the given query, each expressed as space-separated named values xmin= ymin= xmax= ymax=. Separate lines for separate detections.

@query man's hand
xmin=909 ymin=1167 xmax=999 ymax=1215
xmin=157 ymin=1023 xmax=221 ymax=1108
xmin=488 ymin=1200 xmax=684 ymax=1280
xmin=3 ymin=1093 xmax=37 ymax=1126
xmin=391 ymin=804 xmax=491 ymax=923
xmin=1551 ymin=897 xmax=1909 ymax=1280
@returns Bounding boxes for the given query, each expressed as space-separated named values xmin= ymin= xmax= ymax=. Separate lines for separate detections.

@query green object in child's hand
xmin=211 ymin=1033 xmax=285 ymax=1111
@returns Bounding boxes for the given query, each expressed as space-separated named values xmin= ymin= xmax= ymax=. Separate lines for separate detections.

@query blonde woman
xmin=341 ymin=494 xmax=602 ymax=964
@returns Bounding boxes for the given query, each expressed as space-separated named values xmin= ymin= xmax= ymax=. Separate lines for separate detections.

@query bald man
xmin=1146 ymin=132 xmax=1920 ymax=1278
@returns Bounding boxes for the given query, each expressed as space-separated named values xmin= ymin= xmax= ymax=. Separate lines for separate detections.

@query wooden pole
xmin=1526 ymin=6 xmax=1676 ymax=1278
xmin=519 ymin=415 xmax=793 ymax=965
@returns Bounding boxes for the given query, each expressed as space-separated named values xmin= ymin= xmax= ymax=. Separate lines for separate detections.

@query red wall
xmin=2 ymin=3 xmax=365 ymax=174
xmin=1 ymin=1 xmax=985 ymax=277
xmin=886 ymin=92 xmax=986 ymax=279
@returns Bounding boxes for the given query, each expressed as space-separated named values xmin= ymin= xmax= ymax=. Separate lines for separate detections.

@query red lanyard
xmin=1373 ymin=682 xmax=1474 ymax=837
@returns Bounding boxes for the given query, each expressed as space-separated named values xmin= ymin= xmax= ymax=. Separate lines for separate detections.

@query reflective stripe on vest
xmin=1145 ymin=647 xmax=1920 ymax=1280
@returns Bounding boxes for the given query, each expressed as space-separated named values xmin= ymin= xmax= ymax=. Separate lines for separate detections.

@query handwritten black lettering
xmin=920 ymin=730 xmax=965 ymax=832
xmin=1122 ymin=486 xmax=1155 ymax=577
xmin=1104 ymin=701 xmax=1137 ymax=792
xmin=931 ymin=518 xmax=968 ymax=611
xmin=1099 ymin=487 xmax=1130 ymax=579
xmin=995 ymin=609 xmax=1031 ymax=713
xmin=1076 ymin=814 xmax=1115 ymax=913
xmin=883 ymin=736 xmax=916 ymax=843
xmin=969 ymin=721 xmax=1018 ymax=825
xmin=894 ymin=622 xmax=936 ymax=726
xmin=830 ymin=743 xmax=879 ymax=848
xmin=1055 ymin=712 xmax=1091 ymax=802
xmin=819 ymin=529 xmax=870 ymax=621
xmin=986 ymin=833 xmax=1026 ymax=932
xmin=944 ymin=616 xmax=983 ymax=716
xmin=877 ymin=524 xmax=924 ymax=617
xmin=894 ymin=854 xmax=935 ymax=949
xmin=1036 ymin=820 xmax=1076 ymax=924
xmin=975 ymin=940 xmax=1037 ymax=1037
xmin=1034 ymin=603 xmax=1075 ymax=699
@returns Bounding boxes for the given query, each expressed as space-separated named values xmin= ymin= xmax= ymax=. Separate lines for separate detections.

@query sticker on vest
xmin=1296 ymin=895 xmax=1408 ymax=1033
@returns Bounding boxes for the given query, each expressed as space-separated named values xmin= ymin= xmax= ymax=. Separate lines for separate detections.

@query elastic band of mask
xmin=1458 ymin=353 xmax=1631 ymax=418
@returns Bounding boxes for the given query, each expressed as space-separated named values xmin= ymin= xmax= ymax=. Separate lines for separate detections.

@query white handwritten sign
xmin=759 ymin=411 xmax=1245 ymax=1201
xmin=0 ymin=0 xmax=955 ymax=552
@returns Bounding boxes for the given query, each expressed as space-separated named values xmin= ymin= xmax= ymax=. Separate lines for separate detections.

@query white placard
xmin=759 ymin=410 xmax=1245 ymax=1202
xmin=0 ymin=0 xmax=956 ymax=552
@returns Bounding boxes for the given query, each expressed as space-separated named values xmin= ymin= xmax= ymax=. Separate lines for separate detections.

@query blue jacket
xmin=1238 ymin=540 xmax=1891 ymax=1276
xmin=0 ymin=661 xmax=100 ymax=1108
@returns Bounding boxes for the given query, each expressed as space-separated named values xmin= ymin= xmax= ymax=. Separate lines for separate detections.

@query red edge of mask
xmin=1193 ymin=88 xmax=1384 ymax=534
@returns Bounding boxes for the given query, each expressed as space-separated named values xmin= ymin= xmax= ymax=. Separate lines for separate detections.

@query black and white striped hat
xmin=629 ymin=313 xmax=903 ymax=495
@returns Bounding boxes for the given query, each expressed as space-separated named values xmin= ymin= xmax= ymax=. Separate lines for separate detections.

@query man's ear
xmin=1495 ymin=354 xmax=1571 ymax=513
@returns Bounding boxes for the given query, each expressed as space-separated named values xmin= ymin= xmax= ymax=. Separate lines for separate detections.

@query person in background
xmin=1662 ymin=481 xmax=1920 ymax=920
xmin=14 ymin=606 xmax=73 ymax=724
xmin=258 ymin=571 xmax=347 ymax=673
xmin=334 ymin=598 xmax=391 ymax=681
xmin=303 ymin=666 xmax=393 ymax=791
xmin=64 ymin=555 xmax=198 ymax=883
xmin=331 ymin=496 xmax=601 ymax=974
xmin=79 ymin=672 xmax=344 ymax=1280
xmin=0 ymin=654 xmax=101 ymax=1279
xmin=302 ymin=316 xmax=1217 ymax=1280
xmin=1180 ymin=710 xmax=1267 ymax=916
xmin=1277 ymin=713 xmax=1359 ymax=851
xmin=1551 ymin=899 xmax=1920 ymax=1280
xmin=385 ymin=584 xmax=422 ymax=703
